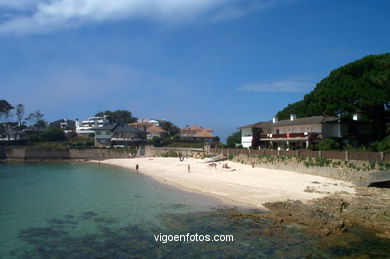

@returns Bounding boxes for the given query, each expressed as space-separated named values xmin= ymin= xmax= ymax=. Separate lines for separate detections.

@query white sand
xmin=99 ymin=157 xmax=355 ymax=209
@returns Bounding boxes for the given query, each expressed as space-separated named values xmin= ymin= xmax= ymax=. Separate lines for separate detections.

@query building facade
xmin=75 ymin=115 xmax=110 ymax=135
xmin=93 ymin=123 xmax=146 ymax=147
xmin=128 ymin=121 xmax=168 ymax=140
xmin=180 ymin=126 xmax=216 ymax=143
xmin=239 ymin=114 xmax=360 ymax=149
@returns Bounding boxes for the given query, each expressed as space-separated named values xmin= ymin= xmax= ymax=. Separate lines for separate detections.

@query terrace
xmin=259 ymin=132 xmax=320 ymax=140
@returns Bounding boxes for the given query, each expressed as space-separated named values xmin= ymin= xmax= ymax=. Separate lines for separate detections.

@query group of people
xmin=208 ymin=162 xmax=217 ymax=168
xmin=207 ymin=162 xmax=230 ymax=169
xmin=222 ymin=163 xmax=230 ymax=169
xmin=134 ymin=160 xmax=232 ymax=175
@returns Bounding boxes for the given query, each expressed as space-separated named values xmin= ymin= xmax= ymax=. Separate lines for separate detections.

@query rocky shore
xmin=231 ymin=186 xmax=390 ymax=243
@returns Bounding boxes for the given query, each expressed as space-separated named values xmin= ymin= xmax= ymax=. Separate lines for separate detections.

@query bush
xmin=41 ymin=128 xmax=66 ymax=141
xmin=149 ymin=136 xmax=161 ymax=146
xmin=160 ymin=151 xmax=179 ymax=157
xmin=376 ymin=135 xmax=390 ymax=152
xmin=28 ymin=134 xmax=41 ymax=142
xmin=216 ymin=143 xmax=227 ymax=148
xmin=318 ymin=138 xmax=341 ymax=150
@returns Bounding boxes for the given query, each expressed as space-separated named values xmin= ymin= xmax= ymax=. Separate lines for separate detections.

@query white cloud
xmin=0 ymin=0 xmax=293 ymax=35
xmin=237 ymin=78 xmax=313 ymax=92
xmin=212 ymin=0 xmax=278 ymax=22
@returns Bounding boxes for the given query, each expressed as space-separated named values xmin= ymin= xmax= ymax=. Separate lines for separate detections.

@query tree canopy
xmin=0 ymin=99 xmax=14 ymax=124
xmin=95 ymin=110 xmax=137 ymax=124
xmin=158 ymin=120 xmax=180 ymax=136
xmin=276 ymin=53 xmax=390 ymax=139
xmin=226 ymin=131 xmax=241 ymax=148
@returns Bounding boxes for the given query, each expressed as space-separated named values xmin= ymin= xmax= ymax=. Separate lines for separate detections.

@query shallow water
xmin=0 ymin=162 xmax=389 ymax=258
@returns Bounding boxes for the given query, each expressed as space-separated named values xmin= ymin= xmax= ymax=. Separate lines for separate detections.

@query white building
xmin=75 ymin=115 xmax=110 ymax=135
xmin=239 ymin=114 xmax=361 ymax=149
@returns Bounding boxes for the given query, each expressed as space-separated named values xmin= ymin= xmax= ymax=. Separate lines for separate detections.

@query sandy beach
xmin=98 ymin=157 xmax=356 ymax=209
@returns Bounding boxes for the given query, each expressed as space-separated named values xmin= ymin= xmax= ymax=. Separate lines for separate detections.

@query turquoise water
xmin=1 ymin=162 xmax=390 ymax=258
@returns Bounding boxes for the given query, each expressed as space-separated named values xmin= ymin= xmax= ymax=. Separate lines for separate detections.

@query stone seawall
xmin=144 ymin=146 xmax=205 ymax=157
xmin=0 ymin=147 xmax=129 ymax=160
xmin=0 ymin=146 xmax=207 ymax=160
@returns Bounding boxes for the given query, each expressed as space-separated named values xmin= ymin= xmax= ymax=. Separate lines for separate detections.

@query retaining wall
xmin=144 ymin=146 xmax=204 ymax=157
xmin=0 ymin=147 xmax=129 ymax=160
xmin=210 ymin=147 xmax=388 ymax=162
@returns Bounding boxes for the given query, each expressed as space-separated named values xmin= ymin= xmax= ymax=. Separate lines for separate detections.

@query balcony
xmin=259 ymin=132 xmax=319 ymax=140
xmin=111 ymin=137 xmax=145 ymax=142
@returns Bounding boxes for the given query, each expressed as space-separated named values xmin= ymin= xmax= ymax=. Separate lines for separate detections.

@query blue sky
xmin=0 ymin=0 xmax=389 ymax=142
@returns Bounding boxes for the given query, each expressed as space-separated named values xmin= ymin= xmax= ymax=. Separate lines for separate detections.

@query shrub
xmin=318 ymin=138 xmax=341 ymax=150
xmin=28 ymin=134 xmax=41 ymax=142
xmin=160 ymin=151 xmax=179 ymax=157
xmin=41 ymin=128 xmax=66 ymax=141
xmin=376 ymin=135 xmax=390 ymax=152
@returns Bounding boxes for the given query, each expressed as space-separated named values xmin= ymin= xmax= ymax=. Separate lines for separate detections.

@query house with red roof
xmin=180 ymin=125 xmax=216 ymax=143
xmin=128 ymin=121 xmax=168 ymax=140
xmin=238 ymin=114 xmax=364 ymax=149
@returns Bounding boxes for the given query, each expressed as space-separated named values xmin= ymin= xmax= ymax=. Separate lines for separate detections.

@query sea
xmin=0 ymin=162 xmax=389 ymax=258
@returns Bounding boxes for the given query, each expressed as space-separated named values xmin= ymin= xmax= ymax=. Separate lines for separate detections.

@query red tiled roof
xmin=128 ymin=122 xmax=152 ymax=129
xmin=181 ymin=125 xmax=212 ymax=132
xmin=193 ymin=130 xmax=215 ymax=138
xmin=146 ymin=125 xmax=167 ymax=133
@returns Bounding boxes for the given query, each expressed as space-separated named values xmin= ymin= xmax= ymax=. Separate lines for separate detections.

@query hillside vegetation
xmin=276 ymin=53 xmax=390 ymax=140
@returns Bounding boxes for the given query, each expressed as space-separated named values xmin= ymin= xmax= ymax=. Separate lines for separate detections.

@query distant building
xmin=129 ymin=121 xmax=168 ymax=140
xmin=239 ymin=114 xmax=364 ymax=149
xmin=24 ymin=124 xmax=49 ymax=135
xmin=49 ymin=119 xmax=76 ymax=130
xmin=75 ymin=115 xmax=110 ymax=135
xmin=0 ymin=128 xmax=26 ymax=141
xmin=180 ymin=125 xmax=216 ymax=143
xmin=136 ymin=118 xmax=160 ymax=126
xmin=93 ymin=123 xmax=146 ymax=147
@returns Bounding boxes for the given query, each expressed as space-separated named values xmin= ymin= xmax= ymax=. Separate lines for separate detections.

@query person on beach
xmin=187 ymin=164 xmax=191 ymax=173
xmin=136 ymin=164 xmax=139 ymax=171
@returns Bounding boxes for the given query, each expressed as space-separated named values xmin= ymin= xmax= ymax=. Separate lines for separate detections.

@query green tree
xmin=15 ymin=104 xmax=25 ymax=140
xmin=276 ymin=101 xmax=313 ymax=120
xmin=159 ymin=120 xmax=180 ymax=136
xmin=150 ymin=136 xmax=161 ymax=146
xmin=317 ymin=138 xmax=342 ymax=151
xmin=95 ymin=110 xmax=137 ymax=124
xmin=251 ymin=128 xmax=263 ymax=149
xmin=276 ymin=53 xmax=390 ymax=139
xmin=376 ymin=135 xmax=390 ymax=152
xmin=0 ymin=99 xmax=14 ymax=140
xmin=27 ymin=111 xmax=46 ymax=135
xmin=41 ymin=127 xmax=66 ymax=141
xmin=226 ymin=131 xmax=241 ymax=148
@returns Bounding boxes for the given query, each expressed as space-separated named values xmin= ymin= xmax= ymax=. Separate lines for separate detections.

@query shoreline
xmin=93 ymin=160 xmax=258 ymax=210
xmin=97 ymin=157 xmax=390 ymax=239
xmin=97 ymin=157 xmax=356 ymax=209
